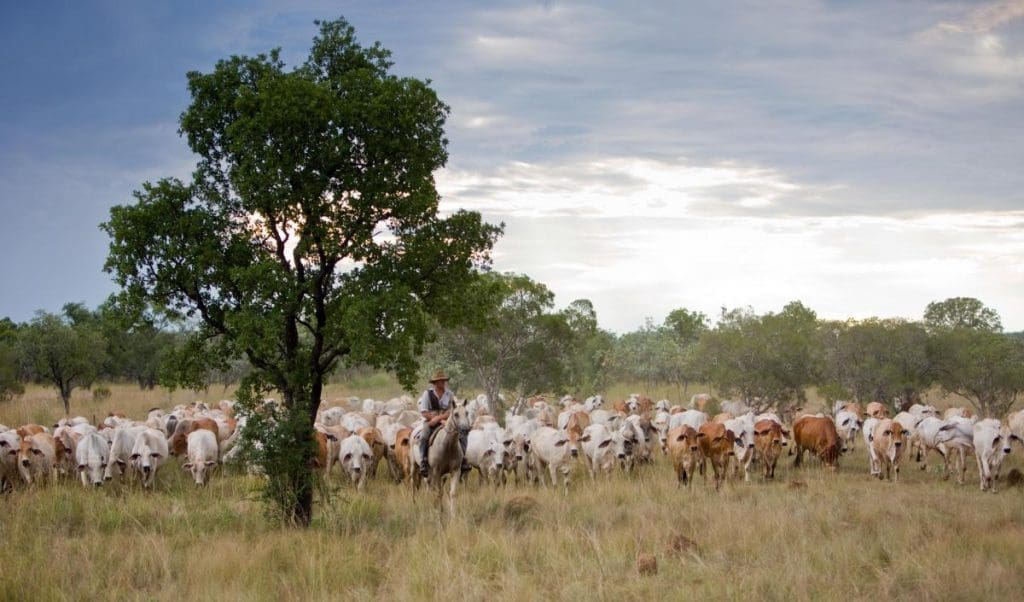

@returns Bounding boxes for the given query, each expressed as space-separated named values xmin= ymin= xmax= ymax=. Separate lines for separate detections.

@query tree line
xmin=2 ymin=289 xmax=1022 ymax=421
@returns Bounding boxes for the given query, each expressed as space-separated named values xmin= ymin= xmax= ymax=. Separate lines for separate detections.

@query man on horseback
xmin=418 ymin=369 xmax=470 ymax=478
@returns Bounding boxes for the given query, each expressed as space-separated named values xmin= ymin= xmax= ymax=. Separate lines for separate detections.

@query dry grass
xmin=2 ymin=384 xmax=1023 ymax=601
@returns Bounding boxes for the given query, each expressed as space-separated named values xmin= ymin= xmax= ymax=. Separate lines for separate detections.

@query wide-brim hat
xmin=429 ymin=369 xmax=449 ymax=383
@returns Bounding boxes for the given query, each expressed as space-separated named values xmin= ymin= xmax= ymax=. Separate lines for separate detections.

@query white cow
xmin=580 ymin=424 xmax=618 ymax=480
xmin=105 ymin=425 xmax=148 ymax=483
xmin=669 ymin=410 xmax=708 ymax=432
xmin=75 ymin=431 xmax=109 ymax=487
xmin=973 ymin=419 xmax=1018 ymax=492
xmin=130 ymin=429 xmax=169 ymax=489
xmin=341 ymin=412 xmax=372 ymax=433
xmin=724 ymin=414 xmax=756 ymax=481
xmin=183 ymin=429 xmax=219 ymax=486
xmin=318 ymin=407 xmax=347 ymax=427
xmin=466 ymin=428 xmax=505 ymax=485
xmin=508 ymin=419 xmax=540 ymax=484
xmin=338 ymin=434 xmax=372 ymax=491
xmin=834 ymin=410 xmax=862 ymax=452
xmin=530 ymin=426 xmax=574 ymax=493
xmin=652 ymin=410 xmax=672 ymax=454
xmin=1 ymin=430 xmax=22 ymax=489
xmin=862 ymin=417 xmax=880 ymax=476
xmin=914 ymin=416 xmax=974 ymax=483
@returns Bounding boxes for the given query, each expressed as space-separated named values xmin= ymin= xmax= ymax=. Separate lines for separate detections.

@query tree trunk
xmin=60 ymin=383 xmax=71 ymax=416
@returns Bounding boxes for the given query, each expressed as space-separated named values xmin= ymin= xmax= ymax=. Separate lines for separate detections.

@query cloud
xmin=440 ymin=157 xmax=1024 ymax=332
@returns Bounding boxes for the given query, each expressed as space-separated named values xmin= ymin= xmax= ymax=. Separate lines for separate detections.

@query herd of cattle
xmin=2 ymin=393 xmax=1023 ymax=500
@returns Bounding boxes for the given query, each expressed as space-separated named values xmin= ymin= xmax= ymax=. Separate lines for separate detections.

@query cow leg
xmin=793 ymin=446 xmax=803 ymax=468
xmin=976 ymin=454 xmax=987 ymax=491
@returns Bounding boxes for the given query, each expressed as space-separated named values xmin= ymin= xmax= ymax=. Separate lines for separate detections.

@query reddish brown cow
xmin=753 ymin=419 xmax=787 ymax=479
xmin=666 ymin=425 xmax=702 ymax=487
xmin=711 ymin=412 xmax=734 ymax=424
xmin=792 ymin=416 xmax=840 ymax=470
xmin=168 ymin=418 xmax=220 ymax=457
xmin=393 ymin=427 xmax=413 ymax=483
xmin=697 ymin=422 xmax=735 ymax=491
xmin=15 ymin=424 xmax=45 ymax=438
xmin=313 ymin=430 xmax=338 ymax=474
xmin=865 ymin=402 xmax=889 ymax=420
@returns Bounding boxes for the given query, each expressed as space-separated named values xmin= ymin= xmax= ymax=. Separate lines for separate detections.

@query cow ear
xmin=696 ymin=432 xmax=706 ymax=438
xmin=598 ymin=439 xmax=612 ymax=448
xmin=992 ymin=436 xmax=1001 ymax=449
xmin=902 ymin=430 xmax=911 ymax=437
xmin=327 ymin=434 xmax=337 ymax=442
xmin=183 ymin=462 xmax=193 ymax=469
xmin=205 ymin=461 xmax=216 ymax=467
xmin=580 ymin=435 xmax=591 ymax=442
xmin=868 ymin=435 xmax=873 ymax=442
xmin=1012 ymin=434 xmax=1022 ymax=442
xmin=554 ymin=439 xmax=567 ymax=447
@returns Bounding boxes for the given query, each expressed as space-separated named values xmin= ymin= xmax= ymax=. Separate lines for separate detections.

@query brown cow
xmin=753 ymin=419 xmax=787 ymax=479
xmin=392 ymin=427 xmax=414 ymax=483
xmin=698 ymin=422 xmax=735 ymax=491
xmin=168 ymin=418 xmax=220 ymax=457
xmin=313 ymin=430 xmax=338 ymax=475
xmin=666 ymin=425 xmax=702 ymax=487
xmin=870 ymin=419 xmax=911 ymax=481
xmin=17 ymin=432 xmax=56 ymax=485
xmin=613 ymin=399 xmax=629 ymax=415
xmin=792 ymin=416 xmax=840 ymax=470
xmin=865 ymin=402 xmax=889 ymax=420
xmin=636 ymin=396 xmax=654 ymax=418
xmin=15 ymin=424 xmax=45 ymax=438
xmin=358 ymin=427 xmax=388 ymax=479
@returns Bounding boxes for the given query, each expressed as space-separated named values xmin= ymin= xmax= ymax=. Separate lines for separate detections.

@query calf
xmin=792 ymin=416 xmax=840 ymax=470
xmin=168 ymin=418 xmax=220 ymax=457
xmin=338 ymin=434 xmax=372 ymax=491
xmin=17 ymin=432 xmax=57 ymax=485
xmin=130 ymin=429 xmax=169 ymax=489
xmin=865 ymin=402 xmax=889 ymax=419
xmin=183 ymin=429 xmax=219 ymax=486
xmin=75 ymin=431 xmax=109 ymax=487
xmin=666 ymin=425 xmax=701 ymax=487
xmin=697 ymin=422 xmax=735 ymax=491
xmin=753 ymin=419 xmax=786 ymax=480
xmin=973 ymin=419 xmax=1018 ymax=492
xmin=869 ymin=419 xmax=910 ymax=481
xmin=530 ymin=426 xmax=574 ymax=493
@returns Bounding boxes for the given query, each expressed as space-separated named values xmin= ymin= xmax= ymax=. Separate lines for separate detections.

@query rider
xmin=417 ymin=369 xmax=469 ymax=478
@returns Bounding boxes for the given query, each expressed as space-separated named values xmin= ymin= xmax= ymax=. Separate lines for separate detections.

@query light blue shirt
xmin=417 ymin=388 xmax=454 ymax=413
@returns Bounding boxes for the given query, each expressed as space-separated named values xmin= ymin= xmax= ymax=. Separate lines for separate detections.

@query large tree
xmin=0 ymin=318 xmax=24 ymax=401
xmin=102 ymin=18 xmax=500 ymax=525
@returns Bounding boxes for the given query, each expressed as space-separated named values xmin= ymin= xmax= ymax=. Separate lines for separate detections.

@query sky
xmin=1 ymin=0 xmax=1022 ymax=333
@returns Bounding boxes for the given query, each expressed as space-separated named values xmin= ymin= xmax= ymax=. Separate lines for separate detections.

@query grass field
xmin=2 ymin=383 xmax=1023 ymax=601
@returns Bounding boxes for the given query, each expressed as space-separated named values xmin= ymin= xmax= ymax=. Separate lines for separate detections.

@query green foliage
xmin=17 ymin=311 xmax=106 ymax=414
xmin=694 ymin=302 xmax=820 ymax=409
xmin=0 ymin=318 xmax=23 ymax=401
xmin=818 ymin=318 xmax=933 ymax=409
xmin=101 ymin=17 xmax=500 ymax=525
xmin=439 ymin=273 xmax=569 ymax=410
xmin=560 ymin=299 xmax=614 ymax=394
xmin=924 ymin=297 xmax=1002 ymax=333
xmin=931 ymin=329 xmax=1024 ymax=417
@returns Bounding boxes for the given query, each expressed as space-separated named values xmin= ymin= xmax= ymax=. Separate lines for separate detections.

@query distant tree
xmin=931 ymin=329 xmax=1024 ymax=417
xmin=924 ymin=297 xmax=1002 ymax=332
xmin=17 ymin=312 xmax=106 ymax=414
xmin=0 ymin=318 xmax=24 ymax=401
xmin=101 ymin=17 xmax=500 ymax=526
xmin=695 ymin=302 xmax=820 ymax=410
xmin=560 ymin=299 xmax=614 ymax=394
xmin=818 ymin=318 xmax=934 ymax=410
xmin=664 ymin=307 xmax=708 ymax=344
xmin=441 ymin=273 xmax=567 ymax=411
xmin=96 ymin=297 xmax=177 ymax=389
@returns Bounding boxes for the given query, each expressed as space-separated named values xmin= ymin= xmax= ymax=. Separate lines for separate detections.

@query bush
xmin=92 ymin=386 xmax=112 ymax=402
